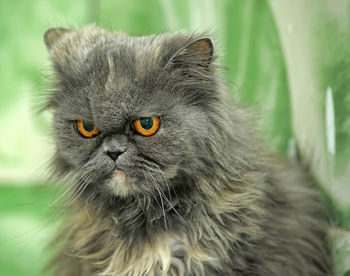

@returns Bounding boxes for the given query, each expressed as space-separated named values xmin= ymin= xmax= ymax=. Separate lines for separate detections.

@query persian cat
xmin=43 ymin=25 xmax=333 ymax=275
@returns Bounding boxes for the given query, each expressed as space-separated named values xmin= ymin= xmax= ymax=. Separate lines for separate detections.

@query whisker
xmin=141 ymin=163 xmax=190 ymax=229
xmin=142 ymin=173 xmax=163 ymax=216
xmin=144 ymin=170 xmax=168 ymax=230
xmin=66 ymin=164 xmax=101 ymax=205
xmin=150 ymin=166 xmax=190 ymax=228
xmin=152 ymin=163 xmax=174 ymax=202
xmin=46 ymin=169 xmax=79 ymax=210
xmin=135 ymin=158 xmax=174 ymax=202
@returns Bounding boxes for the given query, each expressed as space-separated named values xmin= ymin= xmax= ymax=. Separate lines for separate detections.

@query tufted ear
xmin=169 ymin=37 xmax=214 ymax=69
xmin=44 ymin=28 xmax=70 ymax=49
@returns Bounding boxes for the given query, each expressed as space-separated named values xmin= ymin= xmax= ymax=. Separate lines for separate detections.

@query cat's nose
xmin=106 ymin=150 xmax=125 ymax=161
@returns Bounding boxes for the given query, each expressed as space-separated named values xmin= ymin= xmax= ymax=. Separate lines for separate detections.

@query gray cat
xmin=43 ymin=25 xmax=333 ymax=275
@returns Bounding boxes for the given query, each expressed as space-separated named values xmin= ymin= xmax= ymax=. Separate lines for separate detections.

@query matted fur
xmin=43 ymin=25 xmax=333 ymax=275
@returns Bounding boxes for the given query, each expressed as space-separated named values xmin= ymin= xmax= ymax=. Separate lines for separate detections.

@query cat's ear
xmin=44 ymin=28 xmax=70 ymax=49
xmin=168 ymin=38 xmax=214 ymax=69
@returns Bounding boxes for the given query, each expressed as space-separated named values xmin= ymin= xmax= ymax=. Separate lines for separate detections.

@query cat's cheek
xmin=56 ymin=136 xmax=96 ymax=167
xmin=54 ymin=118 xmax=102 ymax=167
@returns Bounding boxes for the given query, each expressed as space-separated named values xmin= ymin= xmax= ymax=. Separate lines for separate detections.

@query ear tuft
xmin=44 ymin=28 xmax=70 ymax=49
xmin=186 ymin=38 xmax=213 ymax=67
xmin=168 ymin=37 xmax=214 ymax=69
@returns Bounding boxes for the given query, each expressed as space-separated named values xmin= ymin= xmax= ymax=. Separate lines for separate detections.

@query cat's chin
xmin=106 ymin=169 xmax=131 ymax=198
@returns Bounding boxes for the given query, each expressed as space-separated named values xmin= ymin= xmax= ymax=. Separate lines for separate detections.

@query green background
xmin=0 ymin=0 xmax=349 ymax=275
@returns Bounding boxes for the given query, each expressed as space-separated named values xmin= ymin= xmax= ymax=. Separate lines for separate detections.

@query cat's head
xmin=44 ymin=25 xmax=230 ymax=204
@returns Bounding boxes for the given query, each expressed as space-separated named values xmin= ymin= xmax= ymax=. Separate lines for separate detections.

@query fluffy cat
xmin=43 ymin=25 xmax=333 ymax=275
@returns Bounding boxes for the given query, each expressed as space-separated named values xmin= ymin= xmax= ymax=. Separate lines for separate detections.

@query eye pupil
xmin=83 ymin=121 xmax=95 ymax=132
xmin=140 ymin=117 xmax=153 ymax=130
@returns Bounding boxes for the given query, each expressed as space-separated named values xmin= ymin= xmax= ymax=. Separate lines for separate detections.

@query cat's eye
xmin=75 ymin=120 xmax=100 ymax=138
xmin=133 ymin=117 xmax=160 ymax=136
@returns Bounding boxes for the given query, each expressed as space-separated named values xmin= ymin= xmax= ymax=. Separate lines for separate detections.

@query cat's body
xmin=44 ymin=25 xmax=333 ymax=275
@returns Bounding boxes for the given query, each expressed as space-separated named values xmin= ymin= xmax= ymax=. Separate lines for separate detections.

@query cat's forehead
xmin=101 ymin=37 xmax=164 ymax=91
xmin=86 ymin=39 xmax=168 ymax=110
xmin=80 ymin=42 xmax=174 ymax=129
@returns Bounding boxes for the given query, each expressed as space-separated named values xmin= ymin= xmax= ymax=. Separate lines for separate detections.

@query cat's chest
xmin=101 ymin=232 xmax=215 ymax=276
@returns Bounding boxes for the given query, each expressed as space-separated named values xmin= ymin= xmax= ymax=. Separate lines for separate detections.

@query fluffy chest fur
xmin=55 ymin=182 xmax=263 ymax=276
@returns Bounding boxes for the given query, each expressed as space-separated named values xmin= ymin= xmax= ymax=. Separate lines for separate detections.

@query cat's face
xmin=45 ymin=26 xmax=219 ymax=200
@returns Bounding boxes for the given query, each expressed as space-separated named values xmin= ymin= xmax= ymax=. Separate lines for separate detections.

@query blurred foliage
xmin=0 ymin=0 xmax=349 ymax=275
xmin=316 ymin=9 xmax=350 ymax=176
xmin=0 ymin=185 xmax=58 ymax=276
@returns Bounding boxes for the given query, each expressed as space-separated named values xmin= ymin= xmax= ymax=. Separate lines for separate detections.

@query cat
xmin=43 ymin=25 xmax=333 ymax=275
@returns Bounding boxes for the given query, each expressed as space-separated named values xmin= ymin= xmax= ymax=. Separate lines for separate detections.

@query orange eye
xmin=133 ymin=117 xmax=160 ymax=136
xmin=75 ymin=120 xmax=100 ymax=138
